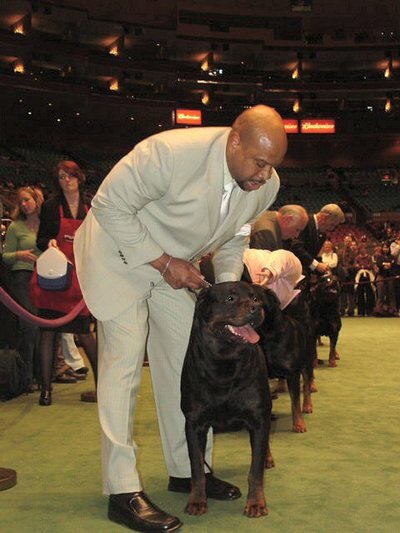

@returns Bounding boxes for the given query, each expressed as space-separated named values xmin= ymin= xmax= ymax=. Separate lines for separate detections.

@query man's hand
xmin=150 ymin=253 xmax=210 ymax=290
xmin=315 ymin=262 xmax=329 ymax=273
xmin=255 ymin=268 xmax=273 ymax=287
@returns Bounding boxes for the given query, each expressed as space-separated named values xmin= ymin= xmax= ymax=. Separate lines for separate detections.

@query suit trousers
xmin=97 ymin=280 xmax=213 ymax=494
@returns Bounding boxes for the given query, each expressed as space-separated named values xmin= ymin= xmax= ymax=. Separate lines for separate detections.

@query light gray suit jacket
xmin=74 ymin=127 xmax=280 ymax=320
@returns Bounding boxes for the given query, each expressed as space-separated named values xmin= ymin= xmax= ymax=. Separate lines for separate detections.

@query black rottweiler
xmin=257 ymin=287 xmax=314 ymax=436
xmin=310 ymin=273 xmax=342 ymax=366
xmin=181 ymin=281 xmax=271 ymax=518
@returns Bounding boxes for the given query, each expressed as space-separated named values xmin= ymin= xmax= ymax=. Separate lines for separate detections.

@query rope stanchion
xmin=340 ymin=274 xmax=400 ymax=287
xmin=0 ymin=287 xmax=86 ymax=328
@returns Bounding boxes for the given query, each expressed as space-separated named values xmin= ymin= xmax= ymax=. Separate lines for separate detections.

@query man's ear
xmin=228 ymin=129 xmax=241 ymax=151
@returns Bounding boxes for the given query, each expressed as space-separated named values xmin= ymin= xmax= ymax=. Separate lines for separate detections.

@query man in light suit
xmin=74 ymin=105 xmax=287 ymax=532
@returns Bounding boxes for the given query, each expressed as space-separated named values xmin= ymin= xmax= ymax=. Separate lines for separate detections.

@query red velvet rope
xmin=0 ymin=287 xmax=86 ymax=328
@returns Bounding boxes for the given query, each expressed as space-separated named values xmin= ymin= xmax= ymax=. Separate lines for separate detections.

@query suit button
xmin=149 ymin=281 xmax=155 ymax=288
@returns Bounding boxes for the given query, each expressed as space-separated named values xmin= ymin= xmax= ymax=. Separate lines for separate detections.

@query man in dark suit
xmin=289 ymin=204 xmax=345 ymax=369
xmin=290 ymin=204 xmax=345 ymax=275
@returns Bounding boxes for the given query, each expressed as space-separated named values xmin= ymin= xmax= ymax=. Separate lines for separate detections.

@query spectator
xmin=338 ymin=235 xmax=357 ymax=316
xmin=354 ymin=242 xmax=375 ymax=316
xmin=390 ymin=232 xmax=400 ymax=310
xmin=2 ymin=186 xmax=44 ymax=391
xmin=320 ymin=240 xmax=338 ymax=273
xmin=30 ymin=161 xmax=97 ymax=406
xmin=374 ymin=242 xmax=397 ymax=315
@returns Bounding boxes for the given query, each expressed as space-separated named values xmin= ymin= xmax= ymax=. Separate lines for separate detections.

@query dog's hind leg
xmin=184 ymin=422 xmax=208 ymax=516
xmin=265 ymin=441 xmax=275 ymax=469
xmin=301 ymin=367 xmax=313 ymax=414
xmin=245 ymin=424 xmax=269 ymax=517
xmin=287 ymin=373 xmax=307 ymax=433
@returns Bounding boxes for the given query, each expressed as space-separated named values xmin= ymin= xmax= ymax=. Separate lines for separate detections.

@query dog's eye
xmin=253 ymin=297 xmax=259 ymax=302
xmin=226 ymin=295 xmax=235 ymax=302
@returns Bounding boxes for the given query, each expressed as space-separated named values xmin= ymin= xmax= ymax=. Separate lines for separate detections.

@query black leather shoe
xmin=108 ymin=491 xmax=182 ymax=532
xmin=168 ymin=473 xmax=241 ymax=501
xmin=39 ymin=391 xmax=52 ymax=406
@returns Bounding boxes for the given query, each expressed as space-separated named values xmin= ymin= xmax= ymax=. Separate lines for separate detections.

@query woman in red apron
xmin=31 ymin=161 xmax=97 ymax=406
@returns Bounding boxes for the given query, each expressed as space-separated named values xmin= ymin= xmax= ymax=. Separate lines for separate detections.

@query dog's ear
xmin=194 ymin=286 xmax=213 ymax=323
xmin=254 ymin=285 xmax=284 ymax=331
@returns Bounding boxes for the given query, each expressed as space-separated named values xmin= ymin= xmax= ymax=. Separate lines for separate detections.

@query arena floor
xmin=1 ymin=316 xmax=399 ymax=532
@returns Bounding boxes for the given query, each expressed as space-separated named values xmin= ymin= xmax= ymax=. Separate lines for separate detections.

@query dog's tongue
xmin=232 ymin=324 xmax=260 ymax=344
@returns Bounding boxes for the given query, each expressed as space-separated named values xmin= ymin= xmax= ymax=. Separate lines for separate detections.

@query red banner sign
xmin=283 ymin=119 xmax=299 ymax=134
xmin=175 ymin=109 xmax=202 ymax=126
xmin=300 ymin=119 xmax=336 ymax=134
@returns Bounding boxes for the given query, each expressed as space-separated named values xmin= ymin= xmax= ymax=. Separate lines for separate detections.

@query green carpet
xmin=1 ymin=317 xmax=399 ymax=532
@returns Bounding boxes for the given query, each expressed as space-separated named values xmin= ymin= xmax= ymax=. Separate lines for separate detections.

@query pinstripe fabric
xmin=97 ymin=299 xmax=149 ymax=494
xmin=97 ymin=282 xmax=212 ymax=494
xmin=147 ymin=283 xmax=213 ymax=477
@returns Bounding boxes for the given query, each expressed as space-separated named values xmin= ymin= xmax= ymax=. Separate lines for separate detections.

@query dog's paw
xmin=292 ymin=421 xmax=307 ymax=433
xmin=265 ymin=453 xmax=275 ymax=469
xmin=185 ymin=501 xmax=208 ymax=516
xmin=328 ymin=358 xmax=337 ymax=367
xmin=244 ymin=499 xmax=269 ymax=518
xmin=309 ymin=380 xmax=318 ymax=393
xmin=302 ymin=402 xmax=313 ymax=414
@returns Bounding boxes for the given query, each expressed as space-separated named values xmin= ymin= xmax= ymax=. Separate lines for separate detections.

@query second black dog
xmin=310 ymin=273 xmax=342 ymax=366
xmin=181 ymin=281 xmax=271 ymax=518
xmin=257 ymin=287 xmax=314 ymax=437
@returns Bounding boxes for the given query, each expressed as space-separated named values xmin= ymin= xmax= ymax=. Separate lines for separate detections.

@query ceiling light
xmin=13 ymin=60 xmax=24 ymax=74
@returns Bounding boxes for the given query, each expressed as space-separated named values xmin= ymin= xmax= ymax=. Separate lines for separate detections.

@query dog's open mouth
xmin=225 ymin=323 xmax=260 ymax=344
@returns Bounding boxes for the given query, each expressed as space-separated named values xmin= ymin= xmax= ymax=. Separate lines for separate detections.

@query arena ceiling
xmin=0 ymin=0 xmax=399 ymax=139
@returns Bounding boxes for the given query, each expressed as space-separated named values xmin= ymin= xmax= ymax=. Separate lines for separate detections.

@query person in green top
xmin=2 ymin=186 xmax=44 ymax=391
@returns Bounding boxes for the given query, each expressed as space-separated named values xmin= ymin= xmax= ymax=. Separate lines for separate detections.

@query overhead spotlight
xmin=109 ymin=44 xmax=119 ymax=56
xmin=292 ymin=53 xmax=302 ymax=80
xmin=13 ymin=21 xmax=25 ymax=35
xmin=13 ymin=60 xmax=25 ymax=74
xmin=109 ymin=37 xmax=123 ymax=56
xmin=201 ymin=91 xmax=210 ymax=105
xmin=109 ymin=78 xmax=119 ymax=91
xmin=293 ymin=97 xmax=302 ymax=113
xmin=200 ymin=53 xmax=213 ymax=72
xmin=384 ymin=52 xmax=392 ymax=79
xmin=385 ymin=94 xmax=392 ymax=112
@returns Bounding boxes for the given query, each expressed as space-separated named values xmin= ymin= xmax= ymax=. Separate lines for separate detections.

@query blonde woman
xmin=2 ymin=186 xmax=44 ymax=391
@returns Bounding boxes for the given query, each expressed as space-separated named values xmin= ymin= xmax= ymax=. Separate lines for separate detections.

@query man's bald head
xmin=226 ymin=105 xmax=288 ymax=191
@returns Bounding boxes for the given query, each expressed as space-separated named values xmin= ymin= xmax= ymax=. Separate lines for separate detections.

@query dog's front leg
xmin=245 ymin=424 xmax=269 ymax=518
xmin=184 ymin=421 xmax=208 ymax=515
xmin=328 ymin=331 xmax=339 ymax=367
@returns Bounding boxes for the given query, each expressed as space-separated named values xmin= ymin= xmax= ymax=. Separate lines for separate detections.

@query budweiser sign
xmin=175 ymin=109 xmax=202 ymax=125
xmin=283 ymin=119 xmax=299 ymax=134
xmin=300 ymin=119 xmax=336 ymax=134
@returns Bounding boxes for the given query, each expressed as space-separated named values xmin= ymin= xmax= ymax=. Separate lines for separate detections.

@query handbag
xmin=36 ymin=247 xmax=73 ymax=291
